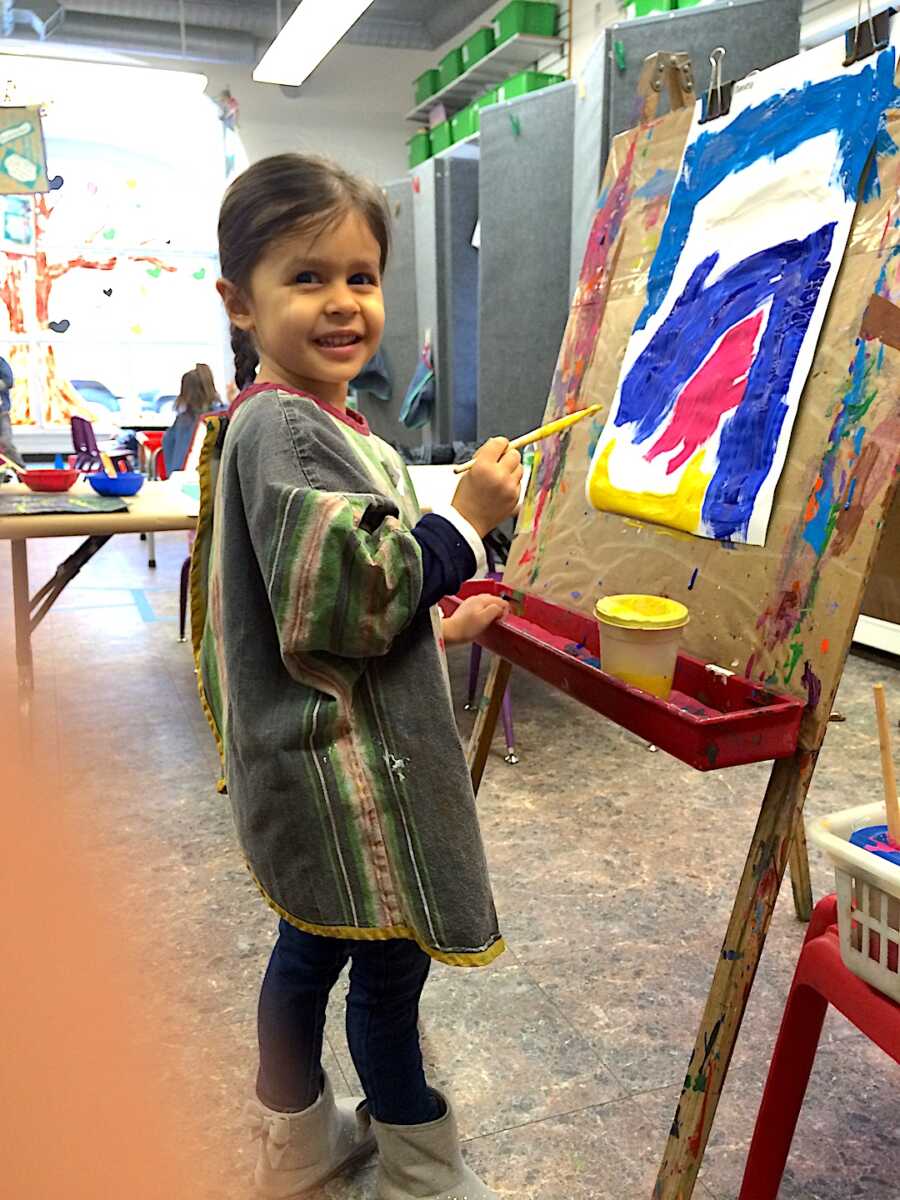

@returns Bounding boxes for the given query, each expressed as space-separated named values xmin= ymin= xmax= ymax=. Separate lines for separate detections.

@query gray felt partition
xmin=356 ymin=177 xmax=420 ymax=448
xmin=477 ymin=82 xmax=576 ymax=441
xmin=600 ymin=0 xmax=803 ymax=172
xmin=412 ymin=154 xmax=480 ymax=444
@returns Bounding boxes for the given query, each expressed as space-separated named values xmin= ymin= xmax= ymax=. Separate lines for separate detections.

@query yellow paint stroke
xmin=587 ymin=439 xmax=711 ymax=535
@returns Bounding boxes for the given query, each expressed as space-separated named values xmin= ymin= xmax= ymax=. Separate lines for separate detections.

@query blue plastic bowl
xmin=88 ymin=470 xmax=145 ymax=497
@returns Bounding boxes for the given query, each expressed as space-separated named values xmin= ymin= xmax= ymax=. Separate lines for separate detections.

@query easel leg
xmin=654 ymin=749 xmax=817 ymax=1200
xmin=788 ymin=814 xmax=813 ymax=922
xmin=11 ymin=539 xmax=33 ymax=736
xmin=466 ymin=656 xmax=512 ymax=793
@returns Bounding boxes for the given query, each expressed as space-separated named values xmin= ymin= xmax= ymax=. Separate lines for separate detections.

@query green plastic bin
xmin=498 ymin=70 xmax=565 ymax=103
xmin=407 ymin=130 xmax=432 ymax=169
xmin=461 ymin=27 xmax=496 ymax=70
xmin=451 ymin=104 xmax=479 ymax=142
xmin=430 ymin=120 xmax=453 ymax=155
xmin=474 ymin=87 xmax=500 ymax=114
xmin=438 ymin=47 xmax=464 ymax=89
xmin=625 ymin=0 xmax=674 ymax=16
xmin=413 ymin=67 xmax=441 ymax=105
xmin=495 ymin=2 xmax=558 ymax=45
xmin=675 ymin=0 xmax=703 ymax=7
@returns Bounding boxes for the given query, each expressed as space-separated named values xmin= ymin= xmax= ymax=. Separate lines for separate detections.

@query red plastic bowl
xmin=22 ymin=468 xmax=79 ymax=493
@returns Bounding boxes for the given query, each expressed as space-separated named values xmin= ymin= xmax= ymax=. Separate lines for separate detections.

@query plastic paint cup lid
xmin=594 ymin=594 xmax=689 ymax=630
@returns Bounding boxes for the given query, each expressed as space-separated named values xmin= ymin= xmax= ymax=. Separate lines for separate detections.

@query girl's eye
xmin=294 ymin=270 xmax=319 ymax=285
xmin=349 ymin=272 xmax=378 ymax=286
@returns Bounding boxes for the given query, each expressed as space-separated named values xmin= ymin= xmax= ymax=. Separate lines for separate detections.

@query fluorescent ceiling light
xmin=253 ymin=0 xmax=376 ymax=87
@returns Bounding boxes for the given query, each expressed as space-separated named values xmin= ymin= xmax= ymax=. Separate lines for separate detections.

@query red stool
xmin=739 ymin=893 xmax=900 ymax=1198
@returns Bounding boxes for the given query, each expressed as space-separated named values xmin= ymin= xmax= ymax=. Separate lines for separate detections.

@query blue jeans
xmin=256 ymin=920 xmax=441 ymax=1124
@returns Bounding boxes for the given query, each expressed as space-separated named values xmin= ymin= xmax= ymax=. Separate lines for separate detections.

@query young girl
xmin=162 ymin=365 xmax=221 ymax=473
xmin=192 ymin=154 xmax=522 ymax=1200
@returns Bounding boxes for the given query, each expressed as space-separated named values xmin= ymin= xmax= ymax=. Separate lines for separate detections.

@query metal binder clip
xmin=700 ymin=47 xmax=734 ymax=124
xmin=844 ymin=1 xmax=892 ymax=66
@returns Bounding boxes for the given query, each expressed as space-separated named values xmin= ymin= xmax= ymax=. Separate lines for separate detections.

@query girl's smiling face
xmin=220 ymin=210 xmax=385 ymax=408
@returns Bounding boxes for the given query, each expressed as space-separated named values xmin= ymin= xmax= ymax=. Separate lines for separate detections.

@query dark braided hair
xmin=231 ymin=327 xmax=259 ymax=390
xmin=217 ymin=154 xmax=391 ymax=392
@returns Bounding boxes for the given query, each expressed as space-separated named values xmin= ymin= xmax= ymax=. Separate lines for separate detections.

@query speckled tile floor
xmin=3 ymin=531 xmax=899 ymax=1199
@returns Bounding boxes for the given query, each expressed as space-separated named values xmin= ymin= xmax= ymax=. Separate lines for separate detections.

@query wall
xmin=20 ymin=3 xmax=863 ymax=187
xmin=127 ymin=47 xmax=435 ymax=182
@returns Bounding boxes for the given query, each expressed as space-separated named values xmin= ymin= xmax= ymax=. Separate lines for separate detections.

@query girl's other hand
xmin=442 ymin=594 xmax=509 ymax=646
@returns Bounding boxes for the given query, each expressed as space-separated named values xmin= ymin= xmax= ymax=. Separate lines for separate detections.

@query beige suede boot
xmin=245 ymin=1071 xmax=375 ymax=1198
xmin=372 ymin=1091 xmax=497 ymax=1200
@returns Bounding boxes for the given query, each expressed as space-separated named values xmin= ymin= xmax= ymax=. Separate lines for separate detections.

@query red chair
xmin=739 ymin=893 xmax=900 ymax=1198
xmin=136 ymin=429 xmax=168 ymax=480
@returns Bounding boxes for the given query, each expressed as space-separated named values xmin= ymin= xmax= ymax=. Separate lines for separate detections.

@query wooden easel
xmin=461 ymin=28 xmax=900 ymax=1200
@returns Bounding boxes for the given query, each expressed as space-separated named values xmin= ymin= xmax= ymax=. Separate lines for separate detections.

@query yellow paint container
xmin=595 ymin=594 xmax=689 ymax=700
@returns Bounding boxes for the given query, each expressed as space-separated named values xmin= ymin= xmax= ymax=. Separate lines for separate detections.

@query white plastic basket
xmin=808 ymin=801 xmax=900 ymax=1002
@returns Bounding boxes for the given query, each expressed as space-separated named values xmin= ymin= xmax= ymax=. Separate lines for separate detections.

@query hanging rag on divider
xmin=399 ymin=333 xmax=435 ymax=429
xmin=350 ymin=348 xmax=392 ymax=401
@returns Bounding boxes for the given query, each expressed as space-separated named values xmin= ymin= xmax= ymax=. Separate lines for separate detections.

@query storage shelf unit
xmin=406 ymin=33 xmax=564 ymax=123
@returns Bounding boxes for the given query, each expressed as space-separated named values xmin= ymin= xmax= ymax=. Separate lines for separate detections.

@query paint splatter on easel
xmin=514 ymin=130 xmax=645 ymax=584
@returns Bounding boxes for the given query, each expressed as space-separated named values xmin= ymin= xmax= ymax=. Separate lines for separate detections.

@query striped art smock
xmin=191 ymin=384 xmax=504 ymax=967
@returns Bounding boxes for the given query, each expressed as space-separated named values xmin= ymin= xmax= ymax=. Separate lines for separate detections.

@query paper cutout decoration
xmin=0 ymin=106 xmax=49 ymax=195
xmin=586 ymin=32 xmax=900 ymax=545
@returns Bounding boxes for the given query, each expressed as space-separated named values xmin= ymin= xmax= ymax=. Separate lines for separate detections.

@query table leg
xmin=11 ymin=539 xmax=33 ymax=725
xmin=654 ymin=749 xmax=817 ymax=1199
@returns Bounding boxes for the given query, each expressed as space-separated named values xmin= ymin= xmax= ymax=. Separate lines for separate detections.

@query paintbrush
xmin=99 ymin=451 xmax=118 ymax=478
xmin=0 ymin=451 xmax=26 ymax=478
xmin=452 ymin=404 xmax=603 ymax=474
xmin=874 ymin=684 xmax=900 ymax=846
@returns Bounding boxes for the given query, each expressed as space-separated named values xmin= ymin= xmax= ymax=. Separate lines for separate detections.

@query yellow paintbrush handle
xmin=453 ymin=404 xmax=602 ymax=474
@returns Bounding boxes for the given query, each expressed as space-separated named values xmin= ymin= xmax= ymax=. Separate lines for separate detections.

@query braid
xmin=231 ymin=325 xmax=259 ymax=390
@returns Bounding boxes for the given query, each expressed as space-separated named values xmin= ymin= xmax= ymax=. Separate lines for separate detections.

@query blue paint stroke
xmin=804 ymin=340 xmax=868 ymax=554
xmin=854 ymin=425 xmax=866 ymax=455
xmin=862 ymin=124 xmax=899 ymax=201
xmin=617 ymin=225 xmax=835 ymax=540
xmin=639 ymin=47 xmax=900 ymax=330
xmin=635 ymin=168 xmax=677 ymax=200
xmin=688 ymin=567 xmax=699 ymax=590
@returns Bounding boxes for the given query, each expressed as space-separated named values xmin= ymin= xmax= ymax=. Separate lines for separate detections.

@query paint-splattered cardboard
xmin=862 ymin=490 xmax=900 ymax=624
xmin=505 ymin=106 xmax=900 ymax=750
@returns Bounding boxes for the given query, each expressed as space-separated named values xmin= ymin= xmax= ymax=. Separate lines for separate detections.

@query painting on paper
xmin=586 ymin=30 xmax=900 ymax=545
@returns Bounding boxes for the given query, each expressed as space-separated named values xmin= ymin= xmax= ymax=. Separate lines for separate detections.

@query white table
xmin=1 ymin=479 xmax=197 ymax=720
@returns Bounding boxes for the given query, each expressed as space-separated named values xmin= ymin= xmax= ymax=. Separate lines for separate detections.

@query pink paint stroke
xmin=645 ymin=310 xmax=764 ymax=475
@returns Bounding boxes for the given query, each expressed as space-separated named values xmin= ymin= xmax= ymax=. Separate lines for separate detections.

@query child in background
xmin=192 ymin=154 xmax=521 ymax=1199
xmin=194 ymin=361 xmax=220 ymax=403
xmin=162 ymin=364 xmax=221 ymax=473
xmin=0 ymin=353 xmax=23 ymax=466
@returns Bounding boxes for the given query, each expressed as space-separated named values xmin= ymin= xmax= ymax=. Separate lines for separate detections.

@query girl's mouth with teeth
xmin=315 ymin=333 xmax=363 ymax=347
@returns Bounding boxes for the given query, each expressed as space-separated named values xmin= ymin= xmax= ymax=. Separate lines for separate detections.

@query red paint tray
xmin=442 ymin=581 xmax=804 ymax=771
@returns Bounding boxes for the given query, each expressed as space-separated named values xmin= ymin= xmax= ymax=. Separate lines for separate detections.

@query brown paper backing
xmin=505 ymin=108 xmax=900 ymax=750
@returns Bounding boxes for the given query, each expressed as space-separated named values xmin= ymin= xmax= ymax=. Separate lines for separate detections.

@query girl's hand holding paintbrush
xmin=441 ymin=438 xmax=519 ymax=645
xmin=451 ymin=436 xmax=523 ymax=538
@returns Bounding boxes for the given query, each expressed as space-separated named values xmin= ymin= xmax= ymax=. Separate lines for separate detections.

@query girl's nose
xmin=324 ymin=285 xmax=360 ymax=315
